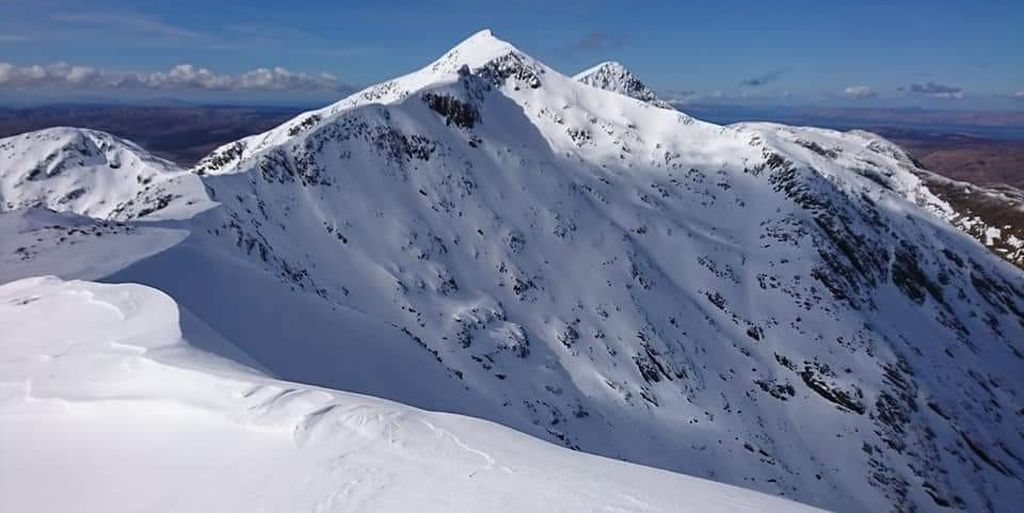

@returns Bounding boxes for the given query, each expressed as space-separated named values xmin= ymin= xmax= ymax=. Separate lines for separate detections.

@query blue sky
xmin=1 ymin=0 xmax=1022 ymax=109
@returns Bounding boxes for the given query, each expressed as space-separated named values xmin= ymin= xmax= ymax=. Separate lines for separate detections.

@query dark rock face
xmin=423 ymin=93 xmax=480 ymax=129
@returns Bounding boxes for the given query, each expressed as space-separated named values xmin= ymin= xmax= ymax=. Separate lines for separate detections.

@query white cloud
xmin=842 ymin=85 xmax=876 ymax=99
xmin=1014 ymin=91 xmax=1024 ymax=100
xmin=0 ymin=62 xmax=349 ymax=92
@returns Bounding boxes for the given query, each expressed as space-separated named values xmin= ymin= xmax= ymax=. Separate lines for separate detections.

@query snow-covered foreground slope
xmin=0 ymin=276 xmax=821 ymax=513
xmin=2 ymin=29 xmax=1024 ymax=513
xmin=0 ymin=127 xmax=213 ymax=220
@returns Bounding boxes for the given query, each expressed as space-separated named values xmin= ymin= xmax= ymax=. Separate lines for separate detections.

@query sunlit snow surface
xmin=0 ymin=276 xmax=821 ymax=513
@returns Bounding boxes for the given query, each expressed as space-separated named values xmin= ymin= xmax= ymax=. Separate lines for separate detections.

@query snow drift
xmin=0 ymin=276 xmax=821 ymax=513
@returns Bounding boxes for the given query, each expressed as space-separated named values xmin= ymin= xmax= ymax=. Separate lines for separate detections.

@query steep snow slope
xmin=0 ymin=127 xmax=213 ymax=220
xmin=574 ymin=61 xmax=674 ymax=108
xmin=732 ymin=122 xmax=1024 ymax=272
xmin=0 ymin=276 xmax=822 ymax=513
xmin=2 ymin=29 xmax=1024 ymax=513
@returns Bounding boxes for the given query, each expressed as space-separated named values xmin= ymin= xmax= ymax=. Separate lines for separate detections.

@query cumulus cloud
xmin=739 ymin=68 xmax=791 ymax=87
xmin=903 ymin=81 xmax=964 ymax=99
xmin=0 ymin=63 xmax=105 ymax=88
xmin=0 ymin=62 xmax=350 ymax=92
xmin=842 ymin=85 xmax=877 ymax=99
xmin=1014 ymin=91 xmax=1024 ymax=100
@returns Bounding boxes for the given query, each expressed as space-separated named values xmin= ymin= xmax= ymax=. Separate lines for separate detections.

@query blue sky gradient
xmin=1 ymin=0 xmax=1022 ymax=108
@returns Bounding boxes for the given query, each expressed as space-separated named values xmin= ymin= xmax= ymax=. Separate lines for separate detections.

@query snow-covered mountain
xmin=0 ymin=127 xmax=213 ymax=220
xmin=573 ymin=60 xmax=674 ymax=108
xmin=1 ymin=29 xmax=1023 ymax=513
xmin=0 ymin=275 xmax=821 ymax=513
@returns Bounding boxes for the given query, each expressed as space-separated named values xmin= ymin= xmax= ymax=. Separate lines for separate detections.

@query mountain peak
xmin=574 ymin=61 xmax=672 ymax=108
xmin=464 ymin=28 xmax=497 ymax=42
xmin=429 ymin=29 xmax=523 ymax=75
xmin=450 ymin=29 xmax=505 ymax=52
xmin=580 ymin=60 xmax=629 ymax=74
